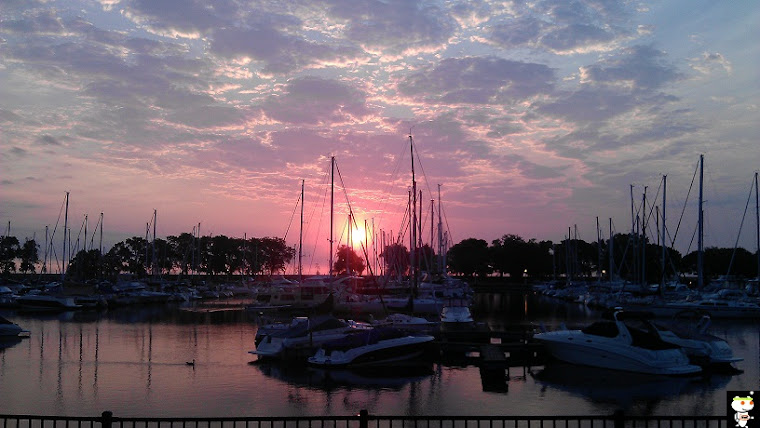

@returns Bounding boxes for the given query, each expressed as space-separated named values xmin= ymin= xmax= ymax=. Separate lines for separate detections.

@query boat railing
xmin=0 ymin=410 xmax=729 ymax=428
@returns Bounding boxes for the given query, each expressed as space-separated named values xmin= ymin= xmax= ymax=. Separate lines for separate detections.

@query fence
xmin=0 ymin=411 xmax=729 ymax=428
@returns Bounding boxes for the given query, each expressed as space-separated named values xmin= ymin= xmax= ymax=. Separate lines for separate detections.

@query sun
xmin=350 ymin=223 xmax=368 ymax=249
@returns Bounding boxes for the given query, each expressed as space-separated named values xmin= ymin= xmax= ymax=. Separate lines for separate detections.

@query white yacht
xmin=250 ymin=315 xmax=371 ymax=360
xmin=533 ymin=309 xmax=702 ymax=375
xmin=308 ymin=328 xmax=435 ymax=367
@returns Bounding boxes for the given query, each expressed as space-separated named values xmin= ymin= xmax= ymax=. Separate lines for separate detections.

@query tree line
xmin=2 ymin=231 xmax=758 ymax=284
xmin=447 ymin=233 xmax=760 ymax=284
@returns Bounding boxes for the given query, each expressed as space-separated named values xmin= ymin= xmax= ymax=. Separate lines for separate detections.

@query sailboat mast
xmin=99 ymin=212 xmax=103 ymax=255
xmin=661 ymin=175 xmax=667 ymax=288
xmin=299 ymin=180 xmax=304 ymax=284
xmin=698 ymin=154 xmax=704 ymax=289
xmin=329 ymin=156 xmax=335 ymax=282
xmin=62 ymin=191 xmax=69 ymax=280
xmin=410 ymin=134 xmax=417 ymax=292
xmin=755 ymin=171 xmax=759 ymax=280
xmin=642 ymin=186 xmax=647 ymax=286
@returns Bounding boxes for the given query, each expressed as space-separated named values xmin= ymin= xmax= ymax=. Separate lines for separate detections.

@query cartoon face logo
xmin=733 ymin=395 xmax=755 ymax=427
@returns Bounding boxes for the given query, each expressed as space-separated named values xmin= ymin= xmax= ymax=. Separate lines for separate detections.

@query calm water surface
xmin=0 ymin=292 xmax=757 ymax=417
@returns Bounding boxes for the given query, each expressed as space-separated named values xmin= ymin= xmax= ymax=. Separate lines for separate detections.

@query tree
xmin=333 ymin=245 xmax=366 ymax=275
xmin=380 ymin=243 xmax=409 ymax=277
xmin=259 ymin=237 xmax=295 ymax=276
xmin=448 ymin=238 xmax=491 ymax=278
xmin=0 ymin=236 xmax=20 ymax=276
xmin=490 ymin=234 xmax=528 ymax=279
xmin=19 ymin=238 xmax=39 ymax=274
xmin=67 ymin=249 xmax=103 ymax=281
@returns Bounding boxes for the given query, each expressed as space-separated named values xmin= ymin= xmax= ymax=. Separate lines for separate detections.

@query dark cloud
xmin=36 ymin=135 xmax=61 ymax=146
xmin=0 ymin=109 xmax=23 ymax=123
xmin=210 ymin=24 xmax=360 ymax=74
xmin=397 ymin=56 xmax=556 ymax=104
xmin=123 ymin=0 xmax=235 ymax=36
xmin=581 ymin=45 xmax=683 ymax=91
xmin=9 ymin=147 xmax=28 ymax=157
xmin=0 ymin=9 xmax=65 ymax=35
xmin=261 ymin=77 xmax=372 ymax=125
xmin=323 ymin=0 xmax=456 ymax=54
xmin=539 ymin=45 xmax=683 ymax=123
xmin=540 ymin=23 xmax=616 ymax=52
xmin=483 ymin=0 xmax=633 ymax=53
xmin=488 ymin=18 xmax=544 ymax=48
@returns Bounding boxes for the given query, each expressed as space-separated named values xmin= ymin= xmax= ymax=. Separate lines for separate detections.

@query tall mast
xmin=609 ymin=218 xmax=614 ymax=281
xmin=661 ymin=175 xmax=667 ymax=288
xmin=596 ymin=217 xmax=601 ymax=284
xmin=329 ymin=156 xmax=335 ymax=282
xmin=84 ymin=214 xmax=88 ymax=253
xmin=755 ymin=171 xmax=759 ymax=280
xmin=642 ymin=186 xmax=647 ymax=286
xmin=299 ymin=180 xmax=304 ymax=284
xmin=698 ymin=154 xmax=704 ymax=289
xmin=410 ymin=134 xmax=418 ymax=292
xmin=62 ymin=191 xmax=69 ymax=280
xmin=437 ymin=185 xmax=444 ymax=275
xmin=152 ymin=209 xmax=157 ymax=278
xmin=99 ymin=212 xmax=103 ymax=255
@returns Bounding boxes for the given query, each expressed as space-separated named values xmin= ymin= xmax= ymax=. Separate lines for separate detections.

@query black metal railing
xmin=0 ymin=411 xmax=728 ymax=428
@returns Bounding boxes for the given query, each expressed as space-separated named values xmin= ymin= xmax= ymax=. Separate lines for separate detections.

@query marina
xmin=0 ymin=289 xmax=756 ymax=417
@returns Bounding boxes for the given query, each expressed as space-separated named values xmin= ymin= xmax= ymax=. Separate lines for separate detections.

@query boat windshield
xmin=581 ymin=321 xmax=618 ymax=338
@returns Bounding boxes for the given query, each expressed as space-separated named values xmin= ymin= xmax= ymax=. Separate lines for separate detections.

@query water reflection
xmin=0 ymin=336 xmax=22 ymax=351
xmin=531 ymin=362 xmax=732 ymax=408
xmin=254 ymin=361 xmax=434 ymax=391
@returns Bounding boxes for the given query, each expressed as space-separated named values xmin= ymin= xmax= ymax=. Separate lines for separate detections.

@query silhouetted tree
xmin=380 ymin=243 xmax=409 ymax=278
xmin=19 ymin=238 xmax=39 ymax=274
xmin=448 ymin=238 xmax=490 ymax=278
xmin=333 ymin=245 xmax=366 ymax=275
xmin=0 ymin=236 xmax=19 ymax=276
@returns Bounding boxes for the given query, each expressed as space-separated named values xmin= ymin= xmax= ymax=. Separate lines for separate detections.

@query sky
xmin=1 ymin=0 xmax=759 ymax=274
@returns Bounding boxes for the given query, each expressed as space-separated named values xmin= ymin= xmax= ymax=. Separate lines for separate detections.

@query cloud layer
xmin=1 ymin=0 xmax=758 ymax=262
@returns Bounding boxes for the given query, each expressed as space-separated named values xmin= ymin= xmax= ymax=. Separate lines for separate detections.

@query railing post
xmin=359 ymin=409 xmax=369 ymax=428
xmin=613 ymin=410 xmax=624 ymax=428
xmin=101 ymin=411 xmax=113 ymax=428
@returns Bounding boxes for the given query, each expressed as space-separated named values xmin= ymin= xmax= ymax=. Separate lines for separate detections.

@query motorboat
xmin=16 ymin=294 xmax=82 ymax=311
xmin=532 ymin=309 xmax=702 ymax=375
xmin=651 ymin=313 xmax=742 ymax=369
xmin=0 ymin=316 xmax=25 ymax=337
xmin=369 ymin=313 xmax=439 ymax=334
xmin=440 ymin=299 xmax=475 ymax=333
xmin=250 ymin=315 xmax=371 ymax=360
xmin=308 ymin=327 xmax=435 ymax=367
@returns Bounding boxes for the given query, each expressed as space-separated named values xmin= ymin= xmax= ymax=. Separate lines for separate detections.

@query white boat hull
xmin=534 ymin=330 xmax=702 ymax=376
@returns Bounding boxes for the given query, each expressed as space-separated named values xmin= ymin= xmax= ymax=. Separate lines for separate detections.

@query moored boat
xmin=308 ymin=327 xmax=435 ymax=367
xmin=16 ymin=294 xmax=82 ymax=311
xmin=533 ymin=309 xmax=702 ymax=375
xmin=250 ymin=315 xmax=371 ymax=360
xmin=0 ymin=316 xmax=25 ymax=337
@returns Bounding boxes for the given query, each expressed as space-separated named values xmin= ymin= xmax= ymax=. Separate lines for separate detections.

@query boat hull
xmin=308 ymin=335 xmax=435 ymax=367
xmin=534 ymin=331 xmax=702 ymax=376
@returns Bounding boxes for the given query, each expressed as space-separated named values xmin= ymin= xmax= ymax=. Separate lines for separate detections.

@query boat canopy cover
xmin=272 ymin=316 xmax=348 ymax=338
xmin=320 ymin=327 xmax=408 ymax=352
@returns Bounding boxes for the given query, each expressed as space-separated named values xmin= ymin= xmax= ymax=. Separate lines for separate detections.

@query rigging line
xmin=643 ymin=178 xmax=663 ymax=239
xmin=306 ymin=162 xmax=331 ymax=276
xmin=672 ymin=159 xmax=700 ymax=247
xmin=725 ymin=175 xmax=756 ymax=277
xmin=282 ymin=188 xmax=302 ymax=241
xmin=373 ymin=139 xmax=411 ymax=231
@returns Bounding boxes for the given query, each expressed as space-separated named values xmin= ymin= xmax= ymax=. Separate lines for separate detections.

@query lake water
xmin=0 ymin=292 xmax=757 ymax=418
